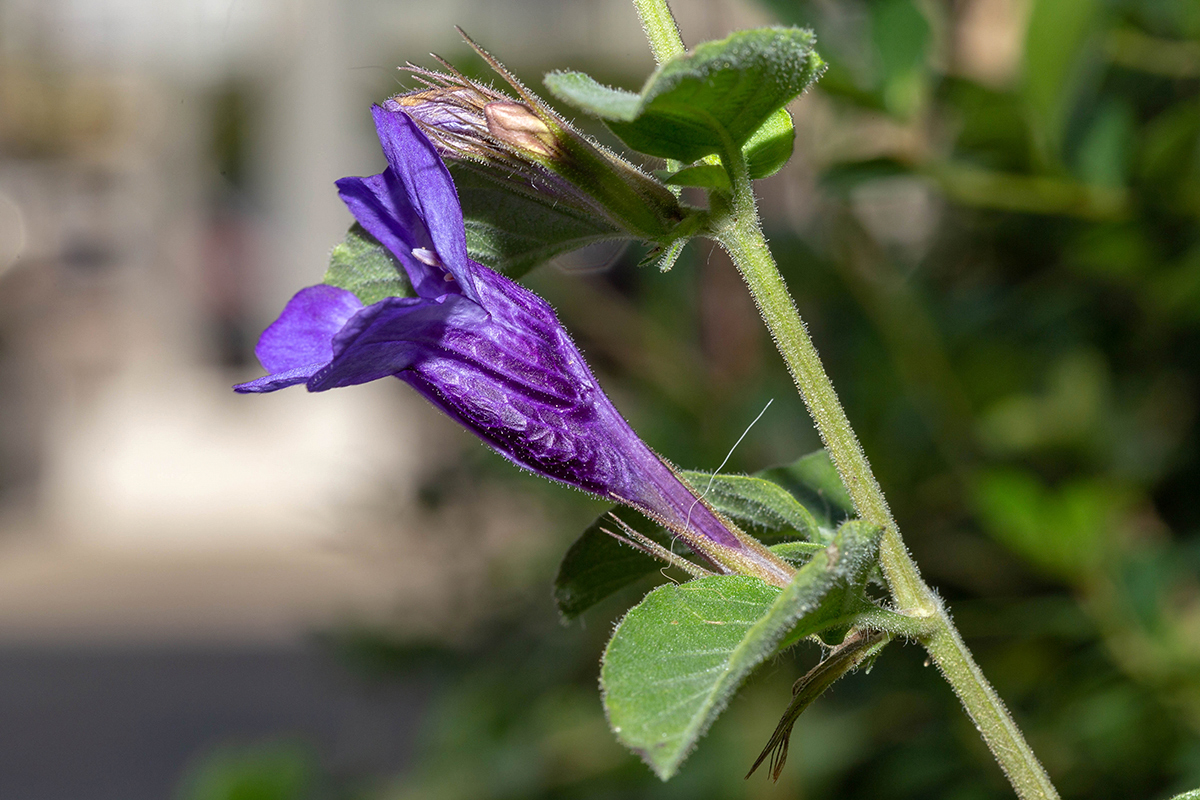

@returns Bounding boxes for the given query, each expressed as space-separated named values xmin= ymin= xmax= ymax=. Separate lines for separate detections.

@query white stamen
xmin=412 ymin=247 xmax=442 ymax=267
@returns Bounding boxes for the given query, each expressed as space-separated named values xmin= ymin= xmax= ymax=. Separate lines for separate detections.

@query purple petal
xmin=238 ymin=102 xmax=779 ymax=576
xmin=308 ymin=294 xmax=488 ymax=390
xmin=235 ymin=364 xmax=331 ymax=393
xmin=467 ymin=255 xmax=566 ymax=338
xmin=235 ymin=285 xmax=363 ymax=393
xmin=370 ymin=108 xmax=474 ymax=289
xmin=336 ymin=109 xmax=482 ymax=302
xmin=335 ymin=173 xmax=454 ymax=301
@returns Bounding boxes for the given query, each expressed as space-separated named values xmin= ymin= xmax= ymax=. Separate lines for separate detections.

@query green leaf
xmin=755 ymin=449 xmax=855 ymax=528
xmin=769 ymin=540 xmax=824 ymax=562
xmin=1165 ymin=790 xmax=1200 ymax=800
xmin=743 ymin=107 xmax=795 ymax=179
xmin=554 ymin=508 xmax=679 ymax=620
xmin=679 ymin=470 xmax=821 ymax=540
xmin=773 ymin=523 xmax=883 ymax=652
xmin=655 ymin=111 xmax=795 ymax=188
xmin=451 ymin=164 xmax=622 ymax=277
xmin=601 ymin=520 xmax=881 ymax=779
xmin=545 ymin=27 xmax=825 ymax=163
xmin=971 ymin=468 xmax=1129 ymax=580
xmin=1075 ymin=100 xmax=1134 ymax=188
xmin=323 ymin=224 xmax=414 ymax=305
xmin=542 ymin=72 xmax=641 ymax=119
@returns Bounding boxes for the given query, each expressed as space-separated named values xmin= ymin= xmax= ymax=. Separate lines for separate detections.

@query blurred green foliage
xmin=183 ymin=0 xmax=1200 ymax=798
xmin=176 ymin=741 xmax=317 ymax=800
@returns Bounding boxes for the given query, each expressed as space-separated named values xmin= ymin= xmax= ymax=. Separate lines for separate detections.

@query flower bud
xmin=389 ymin=81 xmax=512 ymax=165
xmin=389 ymin=37 xmax=691 ymax=245
xmin=484 ymin=101 xmax=559 ymax=158
xmin=398 ymin=89 xmax=488 ymax=137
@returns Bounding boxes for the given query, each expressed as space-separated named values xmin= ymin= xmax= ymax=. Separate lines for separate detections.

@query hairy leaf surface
xmin=601 ymin=521 xmax=881 ymax=779
xmin=545 ymin=28 xmax=824 ymax=163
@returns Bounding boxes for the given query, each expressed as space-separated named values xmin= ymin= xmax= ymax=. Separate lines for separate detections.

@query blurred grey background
xmin=0 ymin=0 xmax=774 ymax=795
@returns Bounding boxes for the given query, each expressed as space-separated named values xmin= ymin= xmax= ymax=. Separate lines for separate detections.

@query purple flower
xmin=236 ymin=108 xmax=791 ymax=586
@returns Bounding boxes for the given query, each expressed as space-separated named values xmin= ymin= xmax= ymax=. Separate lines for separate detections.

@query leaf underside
xmin=742 ymin=107 xmax=796 ymax=179
xmin=664 ymin=164 xmax=731 ymax=191
xmin=679 ymin=469 xmax=823 ymax=542
xmin=756 ymin=449 xmax=855 ymax=528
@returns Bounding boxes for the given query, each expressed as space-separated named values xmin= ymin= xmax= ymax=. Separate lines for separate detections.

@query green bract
xmin=554 ymin=507 xmax=674 ymax=620
xmin=600 ymin=520 xmax=882 ymax=780
xmin=323 ymin=224 xmax=413 ymax=305
xmin=544 ymin=27 xmax=824 ymax=165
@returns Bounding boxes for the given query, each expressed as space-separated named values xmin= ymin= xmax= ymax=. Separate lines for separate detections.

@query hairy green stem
xmin=632 ymin=0 xmax=685 ymax=63
xmin=923 ymin=619 xmax=1061 ymax=800
xmin=632 ymin=0 xmax=685 ymax=181
xmin=712 ymin=133 xmax=1059 ymax=800
xmin=628 ymin=1 xmax=1060 ymax=795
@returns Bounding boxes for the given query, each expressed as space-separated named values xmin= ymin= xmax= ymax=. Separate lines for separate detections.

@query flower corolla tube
xmin=236 ymin=107 xmax=791 ymax=586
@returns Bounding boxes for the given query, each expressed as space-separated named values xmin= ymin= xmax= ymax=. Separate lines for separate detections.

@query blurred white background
xmin=0 ymin=0 xmax=774 ymax=641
